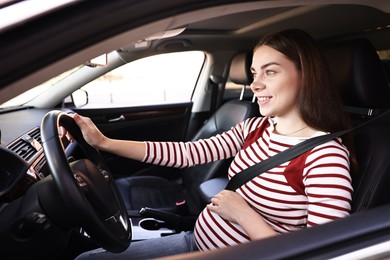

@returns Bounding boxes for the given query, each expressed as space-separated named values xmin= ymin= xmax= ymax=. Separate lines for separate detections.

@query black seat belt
xmin=225 ymin=109 xmax=390 ymax=191
xmin=208 ymin=75 xmax=222 ymax=116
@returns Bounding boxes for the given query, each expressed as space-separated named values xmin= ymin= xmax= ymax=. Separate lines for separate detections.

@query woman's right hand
xmin=62 ymin=113 xmax=108 ymax=150
xmin=62 ymin=113 xmax=146 ymax=161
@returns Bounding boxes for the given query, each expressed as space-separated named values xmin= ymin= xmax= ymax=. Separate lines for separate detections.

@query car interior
xmin=1 ymin=1 xmax=390 ymax=259
xmin=322 ymin=38 xmax=390 ymax=213
xmin=115 ymin=52 xmax=260 ymax=225
xmin=120 ymin=36 xmax=390 ymax=238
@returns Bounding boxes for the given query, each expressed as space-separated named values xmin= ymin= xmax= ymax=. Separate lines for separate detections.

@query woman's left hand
xmin=207 ymin=190 xmax=253 ymax=224
xmin=207 ymin=190 xmax=278 ymax=240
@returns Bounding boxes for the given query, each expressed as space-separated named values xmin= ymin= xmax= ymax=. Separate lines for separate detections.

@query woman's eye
xmin=265 ymin=70 xmax=275 ymax=76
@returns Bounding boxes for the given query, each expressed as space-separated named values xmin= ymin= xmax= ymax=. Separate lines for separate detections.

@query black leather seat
xmin=115 ymin=52 xmax=260 ymax=219
xmin=323 ymin=38 xmax=390 ymax=213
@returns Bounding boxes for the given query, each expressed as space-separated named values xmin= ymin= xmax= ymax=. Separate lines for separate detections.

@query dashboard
xmin=0 ymin=106 xmax=134 ymax=258
xmin=0 ymin=108 xmax=71 ymax=203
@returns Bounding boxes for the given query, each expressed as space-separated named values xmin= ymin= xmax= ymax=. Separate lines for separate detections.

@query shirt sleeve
xmin=142 ymin=118 xmax=257 ymax=168
xmin=303 ymin=139 xmax=353 ymax=227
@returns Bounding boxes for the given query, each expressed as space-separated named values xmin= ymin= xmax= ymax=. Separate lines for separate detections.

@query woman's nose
xmin=250 ymin=78 xmax=265 ymax=92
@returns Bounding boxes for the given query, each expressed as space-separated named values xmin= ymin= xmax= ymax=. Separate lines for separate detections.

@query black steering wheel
xmin=40 ymin=110 xmax=131 ymax=253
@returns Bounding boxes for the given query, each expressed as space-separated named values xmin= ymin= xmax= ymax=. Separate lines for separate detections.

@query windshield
xmin=0 ymin=66 xmax=82 ymax=108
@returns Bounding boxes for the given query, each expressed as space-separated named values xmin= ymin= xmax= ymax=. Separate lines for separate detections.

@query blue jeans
xmin=75 ymin=231 xmax=197 ymax=259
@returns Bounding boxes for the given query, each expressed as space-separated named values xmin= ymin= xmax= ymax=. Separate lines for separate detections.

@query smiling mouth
xmin=258 ymin=96 xmax=271 ymax=101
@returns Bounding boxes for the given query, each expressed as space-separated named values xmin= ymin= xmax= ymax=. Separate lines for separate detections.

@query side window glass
xmin=378 ymin=49 xmax=390 ymax=86
xmin=76 ymin=51 xmax=204 ymax=108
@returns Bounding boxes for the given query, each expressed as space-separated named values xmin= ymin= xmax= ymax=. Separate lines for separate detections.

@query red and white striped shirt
xmin=143 ymin=117 xmax=352 ymax=251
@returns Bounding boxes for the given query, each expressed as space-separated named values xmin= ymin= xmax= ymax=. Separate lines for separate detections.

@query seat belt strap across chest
xmin=225 ymin=109 xmax=390 ymax=191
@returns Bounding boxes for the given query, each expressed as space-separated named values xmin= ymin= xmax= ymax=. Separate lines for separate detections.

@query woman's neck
xmin=272 ymin=116 xmax=316 ymax=137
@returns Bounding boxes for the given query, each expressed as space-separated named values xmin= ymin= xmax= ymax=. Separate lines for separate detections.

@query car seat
xmin=115 ymin=52 xmax=260 ymax=223
xmin=323 ymin=38 xmax=390 ymax=213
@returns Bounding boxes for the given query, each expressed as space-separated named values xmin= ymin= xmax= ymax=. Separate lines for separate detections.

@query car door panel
xmin=72 ymin=102 xmax=192 ymax=178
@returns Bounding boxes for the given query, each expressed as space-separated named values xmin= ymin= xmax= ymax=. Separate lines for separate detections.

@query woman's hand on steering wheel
xmin=60 ymin=113 xmax=107 ymax=150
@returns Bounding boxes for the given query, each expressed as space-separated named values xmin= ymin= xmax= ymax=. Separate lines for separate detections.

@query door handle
xmin=107 ymin=114 xmax=125 ymax=122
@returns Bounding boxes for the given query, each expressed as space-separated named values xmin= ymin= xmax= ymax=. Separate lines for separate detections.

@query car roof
xmin=0 ymin=0 xmax=79 ymax=32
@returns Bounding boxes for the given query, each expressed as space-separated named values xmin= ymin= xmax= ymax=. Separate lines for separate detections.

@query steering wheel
xmin=40 ymin=110 xmax=131 ymax=253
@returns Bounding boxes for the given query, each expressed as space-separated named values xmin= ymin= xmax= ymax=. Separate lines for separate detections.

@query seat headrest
xmin=323 ymin=39 xmax=390 ymax=109
xmin=382 ymin=59 xmax=390 ymax=85
xmin=229 ymin=52 xmax=253 ymax=85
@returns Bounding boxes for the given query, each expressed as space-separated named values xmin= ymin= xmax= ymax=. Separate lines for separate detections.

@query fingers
xmin=59 ymin=113 xmax=82 ymax=142
xmin=59 ymin=126 xmax=65 ymax=137
xmin=210 ymin=196 xmax=219 ymax=206
xmin=72 ymin=113 xmax=84 ymax=126
xmin=71 ymin=113 xmax=90 ymax=132
xmin=73 ymin=113 xmax=94 ymax=131
xmin=209 ymin=191 xmax=229 ymax=206
xmin=59 ymin=126 xmax=75 ymax=142
xmin=212 ymin=190 xmax=231 ymax=200
xmin=206 ymin=201 xmax=218 ymax=212
xmin=72 ymin=113 xmax=82 ymax=121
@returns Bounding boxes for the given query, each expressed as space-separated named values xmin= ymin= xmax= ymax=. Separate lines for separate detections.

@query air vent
xmin=29 ymin=128 xmax=42 ymax=144
xmin=7 ymin=128 xmax=42 ymax=162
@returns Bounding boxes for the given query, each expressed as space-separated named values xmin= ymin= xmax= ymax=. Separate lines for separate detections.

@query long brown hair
xmin=255 ymin=29 xmax=357 ymax=172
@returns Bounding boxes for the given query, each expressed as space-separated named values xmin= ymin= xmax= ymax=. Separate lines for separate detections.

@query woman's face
xmin=250 ymin=45 xmax=302 ymax=119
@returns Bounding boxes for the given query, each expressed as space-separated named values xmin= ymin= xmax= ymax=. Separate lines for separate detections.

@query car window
xmin=378 ymin=49 xmax=390 ymax=59
xmin=378 ymin=49 xmax=390 ymax=86
xmin=73 ymin=51 xmax=205 ymax=108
